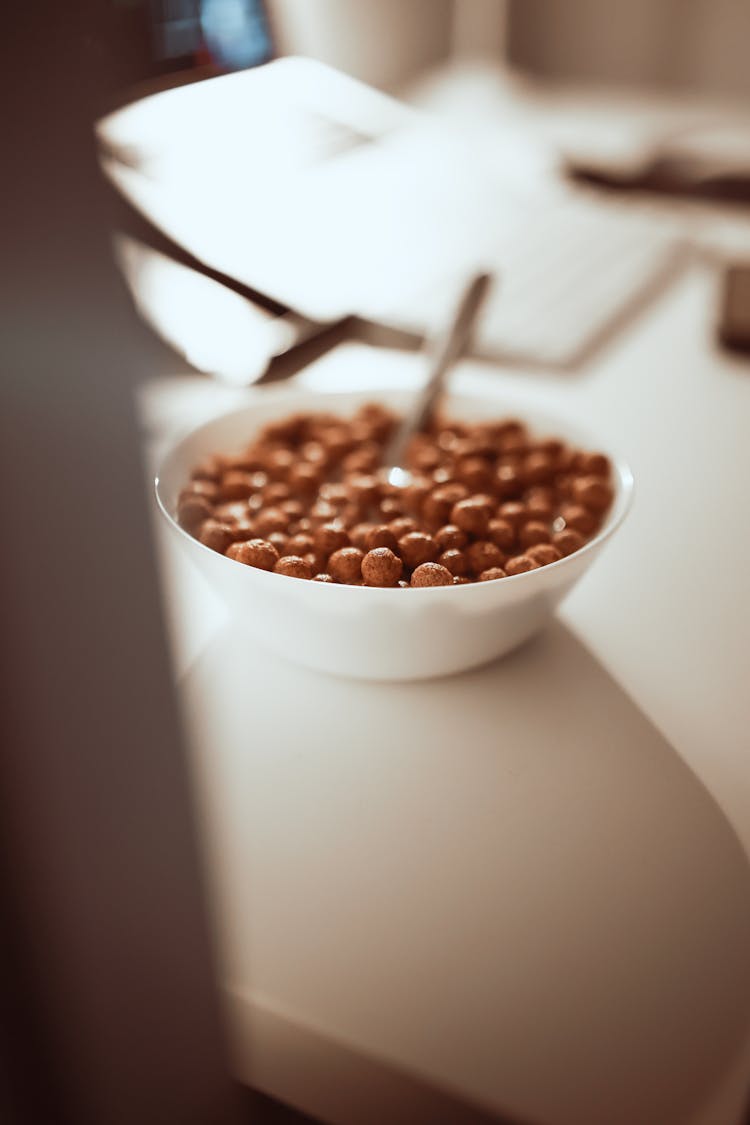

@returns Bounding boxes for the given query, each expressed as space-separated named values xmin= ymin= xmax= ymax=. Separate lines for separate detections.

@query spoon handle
xmin=383 ymin=272 xmax=493 ymax=472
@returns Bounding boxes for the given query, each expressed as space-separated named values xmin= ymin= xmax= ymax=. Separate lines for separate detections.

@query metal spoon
xmin=381 ymin=272 xmax=493 ymax=487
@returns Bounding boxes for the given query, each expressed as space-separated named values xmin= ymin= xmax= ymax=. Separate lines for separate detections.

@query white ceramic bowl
xmin=155 ymin=386 xmax=633 ymax=680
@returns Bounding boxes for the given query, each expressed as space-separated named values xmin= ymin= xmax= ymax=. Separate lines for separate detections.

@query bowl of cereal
xmin=155 ymin=385 xmax=632 ymax=680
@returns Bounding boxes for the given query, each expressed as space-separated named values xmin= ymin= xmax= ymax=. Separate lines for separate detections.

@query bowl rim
xmin=154 ymin=384 xmax=634 ymax=595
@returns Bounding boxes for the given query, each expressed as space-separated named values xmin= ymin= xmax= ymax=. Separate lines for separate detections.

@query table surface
xmin=146 ymin=262 xmax=750 ymax=1125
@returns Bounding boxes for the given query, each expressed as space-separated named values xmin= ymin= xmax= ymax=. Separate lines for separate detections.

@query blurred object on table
xmin=97 ymin=58 xmax=418 ymax=323
xmin=378 ymin=195 xmax=683 ymax=368
xmin=99 ymin=58 xmax=683 ymax=373
xmin=565 ymin=119 xmax=750 ymax=207
xmin=717 ymin=262 xmax=750 ymax=355
xmin=122 ymin=0 xmax=274 ymax=78
xmin=199 ymin=0 xmax=274 ymax=71
xmin=115 ymin=234 xmax=317 ymax=384
xmin=99 ymin=0 xmax=750 ymax=380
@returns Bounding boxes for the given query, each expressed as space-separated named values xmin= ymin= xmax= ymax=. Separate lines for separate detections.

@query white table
xmin=146 ymin=262 xmax=750 ymax=1125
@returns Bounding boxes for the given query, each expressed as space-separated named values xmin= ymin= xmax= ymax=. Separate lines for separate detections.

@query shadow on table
xmin=182 ymin=619 xmax=750 ymax=1125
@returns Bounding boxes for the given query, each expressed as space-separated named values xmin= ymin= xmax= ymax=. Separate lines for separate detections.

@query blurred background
xmin=101 ymin=0 xmax=750 ymax=397
xmin=113 ymin=0 xmax=750 ymax=98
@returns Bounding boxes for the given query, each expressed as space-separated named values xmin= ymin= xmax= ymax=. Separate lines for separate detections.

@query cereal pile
xmin=176 ymin=403 xmax=614 ymax=587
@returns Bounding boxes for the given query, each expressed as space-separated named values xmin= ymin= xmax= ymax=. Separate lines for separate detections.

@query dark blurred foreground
xmin=1 ymin=4 xmax=243 ymax=1123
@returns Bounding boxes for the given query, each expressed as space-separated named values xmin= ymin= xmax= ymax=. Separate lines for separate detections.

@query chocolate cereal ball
xmin=227 ymin=520 xmax=256 ymax=544
xmin=286 ymin=532 xmax=315 ymax=556
xmin=267 ymin=531 xmax=290 ymax=555
xmin=504 ymin=555 xmax=539 ymax=576
xmin=219 ymin=470 xmax=256 ymax=501
xmin=377 ymin=496 xmax=403 ymax=520
xmin=347 ymin=473 xmax=380 ymax=506
xmin=274 ymin=555 xmax=313 ymax=580
xmin=409 ymin=442 xmax=441 ymax=473
xmin=214 ymin=500 xmax=250 ymax=525
xmin=558 ymin=503 xmax=597 ymax=535
xmin=421 ymin=489 xmax=454 ymax=529
xmin=525 ymin=490 xmax=554 ymax=523
xmin=305 ymin=550 xmax=328 ymax=575
xmin=226 ymin=538 xmax=279 ymax=571
xmin=434 ymin=523 xmax=468 ymax=552
xmin=434 ymin=489 xmax=467 ymax=522
xmin=341 ymin=444 xmax=380 ymax=475
xmin=518 ymin=521 xmax=550 ymax=549
xmin=497 ymin=501 xmax=527 ymax=530
xmin=522 ymin=451 xmax=555 ymax=484
xmin=536 ymin=437 xmax=566 ymax=461
xmin=311 ymin=573 xmax=334 ymax=582
xmin=198 ymin=519 xmax=235 ymax=554
xmin=177 ymin=493 xmax=213 ymax=533
xmin=349 ymin=522 xmax=375 ymax=551
xmin=554 ymin=473 xmax=575 ymax=501
xmin=472 ymin=493 xmax=499 ymax=515
xmin=365 ymin=525 xmax=398 ymax=553
xmin=438 ymin=549 xmax=469 ymax=577
xmin=401 ymin=476 xmax=433 ymax=515
xmin=487 ymin=518 xmax=515 ymax=551
xmin=329 ymin=547 xmax=365 ymax=585
xmin=280 ymin=498 xmax=304 ymax=521
xmin=288 ymin=461 xmax=322 ymax=494
xmin=466 ymin=540 xmax=505 ymax=575
xmin=191 ymin=454 xmax=224 ymax=483
xmin=181 ymin=479 xmax=219 ymax=503
xmin=319 ymin=482 xmax=350 ymax=508
xmin=575 ymin=451 xmax=610 ymax=477
xmin=398 ymin=532 xmax=438 ymax=569
xmin=498 ymin=425 xmax=528 ymax=455
xmin=319 ymin=425 xmax=353 ymax=460
xmin=254 ymin=507 xmax=289 ymax=538
xmin=433 ymin=480 xmax=468 ymax=504
xmin=262 ymin=481 xmax=291 ymax=505
xmin=495 ymin=462 xmax=524 ymax=498
xmin=552 ymin=528 xmax=586 ymax=557
xmin=526 ymin=543 xmax=562 ymax=566
xmin=571 ymin=476 xmax=613 ymax=512
xmin=314 ymin=523 xmax=350 ymax=557
xmin=451 ymin=497 xmax=490 ymax=538
xmin=265 ymin=448 xmax=294 ymax=480
xmin=478 ymin=567 xmax=507 ymax=581
xmin=410 ymin=562 xmax=454 ymax=587
xmin=388 ymin=516 xmax=418 ymax=540
xmin=362 ymin=547 xmax=402 ymax=587
xmin=300 ymin=439 xmax=329 ymax=467
xmin=309 ymin=500 xmax=337 ymax=526
xmin=456 ymin=455 xmax=494 ymax=492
